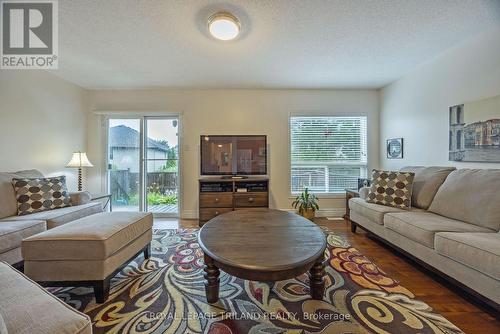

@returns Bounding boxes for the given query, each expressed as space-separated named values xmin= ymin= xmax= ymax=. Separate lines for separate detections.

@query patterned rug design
xmin=51 ymin=229 xmax=463 ymax=334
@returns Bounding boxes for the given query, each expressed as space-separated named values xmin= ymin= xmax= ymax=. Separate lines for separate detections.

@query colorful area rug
xmin=51 ymin=229 xmax=463 ymax=333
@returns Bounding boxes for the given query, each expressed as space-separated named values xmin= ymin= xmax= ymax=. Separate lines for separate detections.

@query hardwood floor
xmin=157 ymin=217 xmax=500 ymax=334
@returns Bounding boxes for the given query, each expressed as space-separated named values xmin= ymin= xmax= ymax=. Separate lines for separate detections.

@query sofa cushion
xmin=0 ymin=170 xmax=44 ymax=219
xmin=1 ymin=247 xmax=24 ymax=265
xmin=0 ymin=312 xmax=7 ymax=334
xmin=23 ymin=212 xmax=153 ymax=261
xmin=349 ymin=197 xmax=420 ymax=225
xmin=12 ymin=176 xmax=71 ymax=216
xmin=400 ymin=166 xmax=456 ymax=209
xmin=366 ymin=170 xmax=415 ymax=210
xmin=429 ymin=169 xmax=500 ymax=231
xmin=1 ymin=202 xmax=102 ymax=229
xmin=0 ymin=262 xmax=92 ymax=334
xmin=0 ymin=220 xmax=46 ymax=254
xmin=384 ymin=211 xmax=492 ymax=249
xmin=435 ymin=232 xmax=500 ymax=280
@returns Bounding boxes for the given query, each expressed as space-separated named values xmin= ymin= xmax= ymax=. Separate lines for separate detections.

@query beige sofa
xmin=0 ymin=169 xmax=103 ymax=265
xmin=349 ymin=167 xmax=500 ymax=309
xmin=0 ymin=261 xmax=92 ymax=334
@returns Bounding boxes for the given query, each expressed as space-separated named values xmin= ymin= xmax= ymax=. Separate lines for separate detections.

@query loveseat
xmin=0 ymin=169 xmax=103 ymax=265
xmin=349 ymin=166 xmax=500 ymax=309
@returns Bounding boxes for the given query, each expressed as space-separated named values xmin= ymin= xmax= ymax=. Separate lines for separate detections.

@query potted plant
xmin=292 ymin=188 xmax=319 ymax=220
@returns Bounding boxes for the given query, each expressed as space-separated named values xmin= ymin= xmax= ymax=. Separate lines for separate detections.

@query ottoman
xmin=22 ymin=212 xmax=153 ymax=303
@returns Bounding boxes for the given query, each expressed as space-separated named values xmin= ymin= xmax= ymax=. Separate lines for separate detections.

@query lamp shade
xmin=66 ymin=152 xmax=93 ymax=168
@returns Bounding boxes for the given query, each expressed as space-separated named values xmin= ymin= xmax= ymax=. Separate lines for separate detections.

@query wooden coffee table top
xmin=198 ymin=209 xmax=326 ymax=279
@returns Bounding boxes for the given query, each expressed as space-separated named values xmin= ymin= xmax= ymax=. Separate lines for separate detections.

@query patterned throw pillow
xmin=366 ymin=170 xmax=415 ymax=210
xmin=12 ymin=176 xmax=71 ymax=215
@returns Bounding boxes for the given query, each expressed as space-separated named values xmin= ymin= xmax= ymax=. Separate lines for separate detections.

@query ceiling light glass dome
xmin=208 ymin=12 xmax=240 ymax=41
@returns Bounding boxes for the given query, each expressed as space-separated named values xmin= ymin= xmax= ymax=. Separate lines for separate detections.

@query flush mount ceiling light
xmin=208 ymin=12 xmax=240 ymax=41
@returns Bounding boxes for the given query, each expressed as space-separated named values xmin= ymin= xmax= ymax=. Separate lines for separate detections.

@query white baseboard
xmin=279 ymin=208 xmax=344 ymax=218
xmin=181 ymin=210 xmax=198 ymax=219
xmin=315 ymin=208 xmax=345 ymax=218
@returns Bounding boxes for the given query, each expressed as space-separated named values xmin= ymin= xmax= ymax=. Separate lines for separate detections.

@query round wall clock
xmin=387 ymin=138 xmax=403 ymax=159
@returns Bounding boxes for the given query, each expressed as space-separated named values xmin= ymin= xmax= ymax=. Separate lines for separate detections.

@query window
xmin=290 ymin=116 xmax=368 ymax=194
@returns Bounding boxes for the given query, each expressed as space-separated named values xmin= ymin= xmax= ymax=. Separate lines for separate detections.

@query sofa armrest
xmin=69 ymin=191 xmax=91 ymax=206
xmin=359 ymin=186 xmax=370 ymax=200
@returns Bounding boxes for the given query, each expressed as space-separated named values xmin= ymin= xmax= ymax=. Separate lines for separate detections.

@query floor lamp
xmin=66 ymin=152 xmax=94 ymax=191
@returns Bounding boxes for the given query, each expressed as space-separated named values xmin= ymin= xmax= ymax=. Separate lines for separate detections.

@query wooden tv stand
xmin=198 ymin=176 xmax=269 ymax=226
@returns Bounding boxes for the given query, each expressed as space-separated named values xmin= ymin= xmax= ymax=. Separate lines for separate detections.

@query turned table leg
xmin=203 ymin=254 xmax=220 ymax=303
xmin=309 ymin=256 xmax=325 ymax=300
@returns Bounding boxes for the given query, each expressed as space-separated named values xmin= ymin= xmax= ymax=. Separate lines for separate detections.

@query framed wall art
xmin=387 ymin=138 xmax=404 ymax=159
xmin=449 ymin=94 xmax=500 ymax=162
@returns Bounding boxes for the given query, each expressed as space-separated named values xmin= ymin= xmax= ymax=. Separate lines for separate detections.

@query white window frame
xmin=288 ymin=113 xmax=368 ymax=197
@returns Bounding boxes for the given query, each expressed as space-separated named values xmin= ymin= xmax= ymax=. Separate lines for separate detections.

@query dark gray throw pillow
xmin=12 ymin=176 xmax=71 ymax=215
xmin=366 ymin=169 xmax=415 ymax=210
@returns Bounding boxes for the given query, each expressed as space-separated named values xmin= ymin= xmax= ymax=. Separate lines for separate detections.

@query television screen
xmin=200 ymin=135 xmax=267 ymax=175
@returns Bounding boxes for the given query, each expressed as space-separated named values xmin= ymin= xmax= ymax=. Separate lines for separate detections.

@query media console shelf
xmin=198 ymin=176 xmax=269 ymax=226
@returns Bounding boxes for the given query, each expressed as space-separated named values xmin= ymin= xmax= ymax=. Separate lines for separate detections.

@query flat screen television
xmin=200 ymin=135 xmax=267 ymax=176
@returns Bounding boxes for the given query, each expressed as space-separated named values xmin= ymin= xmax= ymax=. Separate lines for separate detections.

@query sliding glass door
xmin=108 ymin=119 xmax=142 ymax=212
xmin=145 ymin=118 xmax=179 ymax=215
xmin=107 ymin=116 xmax=179 ymax=217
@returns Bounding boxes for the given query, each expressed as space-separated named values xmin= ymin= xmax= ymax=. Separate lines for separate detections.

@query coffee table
xmin=198 ymin=208 xmax=327 ymax=303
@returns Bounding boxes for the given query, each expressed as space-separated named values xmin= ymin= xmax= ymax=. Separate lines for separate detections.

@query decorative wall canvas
xmin=449 ymin=94 xmax=500 ymax=162
xmin=386 ymin=138 xmax=403 ymax=159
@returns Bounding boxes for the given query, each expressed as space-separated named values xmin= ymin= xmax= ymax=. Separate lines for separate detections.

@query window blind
xmin=290 ymin=116 xmax=368 ymax=193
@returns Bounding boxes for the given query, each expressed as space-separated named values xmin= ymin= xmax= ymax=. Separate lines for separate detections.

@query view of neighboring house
xmin=108 ymin=125 xmax=178 ymax=210
xmin=109 ymin=125 xmax=171 ymax=172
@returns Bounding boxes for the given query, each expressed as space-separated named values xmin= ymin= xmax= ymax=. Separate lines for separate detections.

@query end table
xmin=344 ymin=188 xmax=359 ymax=221
xmin=91 ymin=194 xmax=112 ymax=211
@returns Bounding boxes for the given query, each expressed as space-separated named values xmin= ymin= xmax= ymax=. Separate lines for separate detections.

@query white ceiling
xmin=54 ymin=0 xmax=500 ymax=89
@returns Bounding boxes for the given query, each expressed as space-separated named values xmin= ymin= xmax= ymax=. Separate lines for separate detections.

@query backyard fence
xmin=110 ymin=169 xmax=178 ymax=204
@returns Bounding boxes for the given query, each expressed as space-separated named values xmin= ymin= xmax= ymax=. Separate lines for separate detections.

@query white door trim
xmin=101 ymin=113 xmax=182 ymax=218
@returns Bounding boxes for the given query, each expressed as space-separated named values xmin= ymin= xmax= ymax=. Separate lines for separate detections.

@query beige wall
xmin=86 ymin=89 xmax=379 ymax=218
xmin=3 ymin=26 xmax=498 ymax=215
xmin=380 ymin=27 xmax=500 ymax=170
xmin=0 ymin=71 xmax=87 ymax=191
